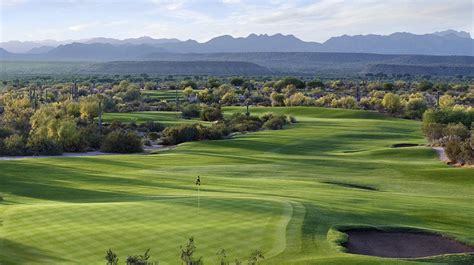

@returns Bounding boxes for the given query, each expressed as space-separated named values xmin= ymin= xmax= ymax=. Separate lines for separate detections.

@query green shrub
xmin=201 ymin=123 xmax=230 ymax=140
xmin=423 ymin=108 xmax=474 ymax=128
xmin=422 ymin=123 xmax=444 ymax=143
xmin=200 ymin=106 xmax=223 ymax=121
xmin=0 ymin=139 xmax=4 ymax=156
xmin=0 ymin=128 xmax=12 ymax=139
xmin=148 ymin=132 xmax=159 ymax=141
xmin=444 ymin=136 xmax=463 ymax=163
xmin=140 ymin=121 xmax=164 ymax=132
xmin=161 ymin=124 xmax=201 ymax=145
xmin=226 ymin=113 xmax=262 ymax=132
xmin=181 ymin=104 xmax=201 ymax=119
xmin=443 ymin=123 xmax=470 ymax=140
xmin=262 ymin=115 xmax=288 ymax=130
xmin=26 ymin=136 xmax=62 ymax=155
xmin=3 ymin=134 xmax=27 ymax=156
xmin=100 ymin=130 xmax=143 ymax=153
xmin=404 ymin=98 xmax=427 ymax=119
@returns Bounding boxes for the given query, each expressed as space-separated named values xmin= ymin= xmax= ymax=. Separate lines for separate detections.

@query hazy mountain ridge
xmin=1 ymin=30 xmax=473 ymax=56
xmin=84 ymin=61 xmax=272 ymax=75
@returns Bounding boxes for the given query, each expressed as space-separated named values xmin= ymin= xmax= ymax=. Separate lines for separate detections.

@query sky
xmin=0 ymin=0 xmax=473 ymax=43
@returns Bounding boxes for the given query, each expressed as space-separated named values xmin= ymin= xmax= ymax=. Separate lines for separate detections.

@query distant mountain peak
xmin=432 ymin=29 xmax=471 ymax=39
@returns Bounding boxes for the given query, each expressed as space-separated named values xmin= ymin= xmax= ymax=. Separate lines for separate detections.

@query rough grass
xmin=0 ymin=106 xmax=473 ymax=265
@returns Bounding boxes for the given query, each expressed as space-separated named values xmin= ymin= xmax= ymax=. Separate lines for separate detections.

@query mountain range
xmin=1 ymin=30 xmax=473 ymax=59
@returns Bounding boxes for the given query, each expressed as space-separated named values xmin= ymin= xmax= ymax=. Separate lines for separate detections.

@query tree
xmin=180 ymin=80 xmax=198 ymax=90
xmin=417 ymin=80 xmax=433 ymax=91
xmin=307 ymin=80 xmax=324 ymax=88
xmin=79 ymin=96 xmax=100 ymax=121
xmin=270 ymin=92 xmax=285 ymax=107
xmin=144 ymin=81 xmax=157 ymax=90
xmin=439 ymin=95 xmax=455 ymax=109
xmin=29 ymin=104 xmax=85 ymax=152
xmin=2 ymin=96 xmax=33 ymax=135
xmin=382 ymin=93 xmax=401 ymax=114
xmin=183 ymin=86 xmax=194 ymax=98
xmin=221 ymin=91 xmax=238 ymax=105
xmin=230 ymin=77 xmax=245 ymax=87
xmin=404 ymin=98 xmax=427 ymax=119
xmin=284 ymin=92 xmax=307 ymax=106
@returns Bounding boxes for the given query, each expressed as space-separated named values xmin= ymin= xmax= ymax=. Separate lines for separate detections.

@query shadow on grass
xmin=0 ymin=239 xmax=72 ymax=264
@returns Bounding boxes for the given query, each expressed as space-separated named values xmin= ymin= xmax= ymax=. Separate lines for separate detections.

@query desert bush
xmin=422 ymin=123 xmax=444 ymax=143
xmin=331 ymin=96 xmax=357 ymax=109
xmin=148 ymin=132 xmax=159 ymax=141
xmin=444 ymin=136 xmax=464 ymax=163
xmin=181 ymin=104 xmax=201 ymax=119
xmin=201 ymin=123 xmax=230 ymax=140
xmin=3 ymin=134 xmax=27 ymax=156
xmin=382 ymin=93 xmax=401 ymax=114
xmin=0 ymin=139 xmax=5 ymax=156
xmin=404 ymin=98 xmax=427 ymax=119
xmin=26 ymin=135 xmax=62 ymax=155
xmin=443 ymin=123 xmax=470 ymax=140
xmin=0 ymin=128 xmax=12 ymax=139
xmin=161 ymin=124 xmax=201 ymax=145
xmin=226 ymin=113 xmax=262 ymax=132
xmin=423 ymin=108 xmax=474 ymax=128
xmin=140 ymin=121 xmax=164 ymax=133
xmin=101 ymin=130 xmax=143 ymax=153
xmin=262 ymin=115 xmax=288 ymax=130
xmin=201 ymin=106 xmax=223 ymax=121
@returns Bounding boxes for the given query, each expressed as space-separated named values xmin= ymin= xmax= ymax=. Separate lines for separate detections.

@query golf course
xmin=1 ymin=106 xmax=473 ymax=264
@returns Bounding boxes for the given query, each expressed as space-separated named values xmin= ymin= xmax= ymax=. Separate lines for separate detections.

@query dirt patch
xmin=432 ymin=146 xmax=449 ymax=162
xmin=391 ymin=143 xmax=420 ymax=148
xmin=322 ymin=181 xmax=378 ymax=191
xmin=344 ymin=229 xmax=474 ymax=258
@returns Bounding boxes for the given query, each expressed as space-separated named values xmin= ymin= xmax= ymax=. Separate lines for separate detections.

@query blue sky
xmin=1 ymin=0 xmax=472 ymax=42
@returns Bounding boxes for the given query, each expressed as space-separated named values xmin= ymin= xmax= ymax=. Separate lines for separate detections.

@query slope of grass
xmin=1 ymin=106 xmax=473 ymax=265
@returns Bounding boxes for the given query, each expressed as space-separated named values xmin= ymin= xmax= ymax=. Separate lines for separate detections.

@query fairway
xmin=1 ymin=107 xmax=473 ymax=265
xmin=102 ymin=111 xmax=208 ymax=126
xmin=141 ymin=90 xmax=184 ymax=102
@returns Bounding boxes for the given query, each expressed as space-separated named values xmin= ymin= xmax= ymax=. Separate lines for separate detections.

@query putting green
xmin=1 ymin=107 xmax=473 ymax=265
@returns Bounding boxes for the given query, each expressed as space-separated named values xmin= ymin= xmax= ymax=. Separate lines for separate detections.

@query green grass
xmin=1 ymin=107 xmax=473 ymax=265
xmin=102 ymin=111 xmax=208 ymax=126
xmin=141 ymin=90 xmax=184 ymax=102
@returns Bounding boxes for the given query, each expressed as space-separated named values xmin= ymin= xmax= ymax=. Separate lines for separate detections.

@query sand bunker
xmin=391 ymin=143 xmax=419 ymax=148
xmin=344 ymin=229 xmax=474 ymax=258
xmin=322 ymin=181 xmax=378 ymax=191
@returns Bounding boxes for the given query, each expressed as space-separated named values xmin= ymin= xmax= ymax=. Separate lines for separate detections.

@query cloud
xmin=68 ymin=22 xmax=96 ymax=32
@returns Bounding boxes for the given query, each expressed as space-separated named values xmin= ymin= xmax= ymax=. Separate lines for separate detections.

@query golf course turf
xmin=0 ymin=107 xmax=473 ymax=264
